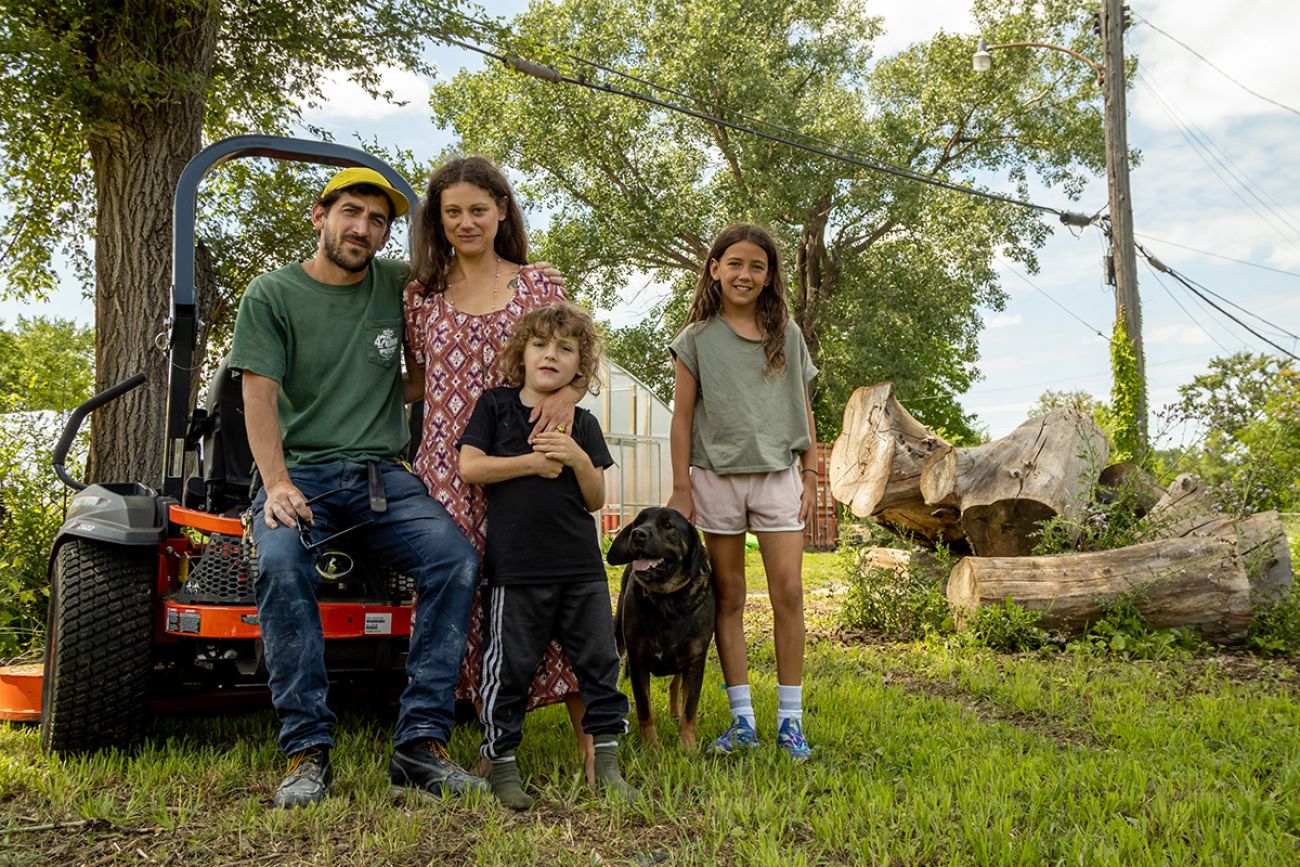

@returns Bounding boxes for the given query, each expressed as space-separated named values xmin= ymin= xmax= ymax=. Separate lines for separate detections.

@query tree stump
xmin=920 ymin=408 xmax=1109 ymax=556
xmin=828 ymin=383 xmax=962 ymax=548
xmin=1095 ymin=462 xmax=1165 ymax=517
xmin=947 ymin=532 xmax=1253 ymax=644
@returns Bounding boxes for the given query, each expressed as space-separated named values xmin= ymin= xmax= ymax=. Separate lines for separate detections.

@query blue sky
xmin=5 ymin=0 xmax=1298 ymax=442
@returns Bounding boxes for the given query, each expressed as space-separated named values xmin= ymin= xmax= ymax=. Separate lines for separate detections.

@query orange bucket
xmin=0 ymin=664 xmax=43 ymax=722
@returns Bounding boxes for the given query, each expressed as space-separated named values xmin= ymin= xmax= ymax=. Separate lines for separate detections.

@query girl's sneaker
xmin=776 ymin=718 xmax=812 ymax=761
xmin=712 ymin=716 xmax=759 ymax=754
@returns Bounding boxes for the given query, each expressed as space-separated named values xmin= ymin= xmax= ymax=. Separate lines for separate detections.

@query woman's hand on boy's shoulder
xmin=527 ymin=387 xmax=579 ymax=443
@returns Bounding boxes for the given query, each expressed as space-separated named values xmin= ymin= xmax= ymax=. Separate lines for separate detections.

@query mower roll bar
xmin=163 ymin=136 xmax=420 ymax=499
xmin=53 ymin=372 xmax=148 ymax=492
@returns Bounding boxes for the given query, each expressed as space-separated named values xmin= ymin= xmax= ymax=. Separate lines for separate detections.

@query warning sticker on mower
xmin=167 ymin=608 xmax=201 ymax=634
xmin=364 ymin=613 xmax=392 ymax=635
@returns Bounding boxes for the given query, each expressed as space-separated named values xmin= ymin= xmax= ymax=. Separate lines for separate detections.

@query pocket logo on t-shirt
xmin=373 ymin=327 xmax=399 ymax=361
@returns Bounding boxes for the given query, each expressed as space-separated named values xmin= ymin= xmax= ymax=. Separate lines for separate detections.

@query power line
xmin=1136 ymin=242 xmax=1300 ymax=361
xmin=1140 ymin=258 xmax=1233 ymax=353
xmin=431 ymin=19 xmax=1093 ymax=224
xmin=1133 ymin=232 xmax=1300 ymax=279
xmin=1136 ymin=15 xmax=1300 ymax=118
xmin=996 ymin=258 xmax=1111 ymax=342
xmin=1179 ymin=271 xmax=1300 ymax=342
xmin=1134 ymin=71 xmax=1300 ymax=248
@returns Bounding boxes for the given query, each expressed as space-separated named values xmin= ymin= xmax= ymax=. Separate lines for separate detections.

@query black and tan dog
xmin=607 ymin=507 xmax=713 ymax=749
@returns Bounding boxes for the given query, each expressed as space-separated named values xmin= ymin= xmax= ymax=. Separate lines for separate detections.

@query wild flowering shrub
xmin=0 ymin=412 xmax=82 ymax=660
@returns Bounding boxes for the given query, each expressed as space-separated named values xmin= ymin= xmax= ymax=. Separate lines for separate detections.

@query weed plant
xmin=958 ymin=598 xmax=1051 ymax=653
xmin=1031 ymin=472 xmax=1159 ymax=556
xmin=1248 ymin=585 xmax=1300 ymax=654
xmin=1068 ymin=594 xmax=1207 ymax=660
xmin=839 ymin=544 xmax=953 ymax=641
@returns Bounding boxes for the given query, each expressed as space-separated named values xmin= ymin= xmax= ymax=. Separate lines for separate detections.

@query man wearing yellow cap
xmin=230 ymin=168 xmax=487 ymax=808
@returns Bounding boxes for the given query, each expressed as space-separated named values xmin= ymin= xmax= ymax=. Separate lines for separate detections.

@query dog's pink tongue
xmin=633 ymin=558 xmax=662 ymax=572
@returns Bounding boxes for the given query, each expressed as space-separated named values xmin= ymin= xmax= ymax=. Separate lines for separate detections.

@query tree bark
xmin=828 ymin=382 xmax=962 ymax=548
xmin=84 ymin=13 xmax=218 ymax=486
xmin=947 ymin=533 xmax=1253 ymax=644
xmin=920 ymin=408 xmax=1109 ymax=556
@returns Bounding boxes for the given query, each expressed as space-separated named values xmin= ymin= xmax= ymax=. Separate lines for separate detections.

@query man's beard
xmin=323 ymin=232 xmax=376 ymax=274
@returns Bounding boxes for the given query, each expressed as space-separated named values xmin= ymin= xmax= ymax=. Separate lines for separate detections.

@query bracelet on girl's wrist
xmin=801 ymin=467 xmax=818 ymax=476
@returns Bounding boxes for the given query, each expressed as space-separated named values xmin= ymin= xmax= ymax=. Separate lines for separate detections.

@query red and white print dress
xmin=403 ymin=265 xmax=579 ymax=708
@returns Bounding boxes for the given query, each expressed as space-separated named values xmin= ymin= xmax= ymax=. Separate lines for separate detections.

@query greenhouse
xmin=579 ymin=360 xmax=672 ymax=534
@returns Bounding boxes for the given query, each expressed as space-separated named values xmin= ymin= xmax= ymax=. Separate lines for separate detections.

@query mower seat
xmin=200 ymin=356 xmax=255 ymax=513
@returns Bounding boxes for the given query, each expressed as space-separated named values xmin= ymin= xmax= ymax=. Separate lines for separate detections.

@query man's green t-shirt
xmin=227 ymin=257 xmax=410 ymax=468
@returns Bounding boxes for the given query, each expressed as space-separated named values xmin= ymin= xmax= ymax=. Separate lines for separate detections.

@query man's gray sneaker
xmin=273 ymin=746 xmax=332 ymax=809
xmin=389 ymin=739 xmax=490 ymax=798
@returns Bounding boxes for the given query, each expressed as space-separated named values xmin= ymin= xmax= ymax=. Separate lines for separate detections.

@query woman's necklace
xmin=448 ymin=254 xmax=501 ymax=311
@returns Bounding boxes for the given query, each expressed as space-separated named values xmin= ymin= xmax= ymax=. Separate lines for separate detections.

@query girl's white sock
xmin=776 ymin=683 xmax=803 ymax=728
xmin=726 ymin=684 xmax=755 ymax=730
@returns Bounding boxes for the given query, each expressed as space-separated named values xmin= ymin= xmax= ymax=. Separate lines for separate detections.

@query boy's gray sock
xmin=489 ymin=752 xmax=534 ymax=811
xmin=592 ymin=739 xmax=639 ymax=801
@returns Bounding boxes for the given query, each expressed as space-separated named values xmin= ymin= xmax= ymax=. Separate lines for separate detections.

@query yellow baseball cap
xmin=320 ymin=167 xmax=410 ymax=219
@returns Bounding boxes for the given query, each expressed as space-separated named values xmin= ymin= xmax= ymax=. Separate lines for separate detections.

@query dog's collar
xmin=637 ymin=569 xmax=693 ymax=595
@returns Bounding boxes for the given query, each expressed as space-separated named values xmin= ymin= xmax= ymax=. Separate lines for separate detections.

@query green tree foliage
xmin=431 ymin=0 xmax=1109 ymax=439
xmin=0 ymin=317 xmax=94 ymax=656
xmin=0 ymin=317 xmax=95 ymax=413
xmin=0 ymin=0 xmax=466 ymax=482
xmin=1169 ymin=353 xmax=1300 ymax=514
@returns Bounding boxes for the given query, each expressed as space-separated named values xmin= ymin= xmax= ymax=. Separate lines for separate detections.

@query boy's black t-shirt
xmin=457 ymin=386 xmax=614 ymax=585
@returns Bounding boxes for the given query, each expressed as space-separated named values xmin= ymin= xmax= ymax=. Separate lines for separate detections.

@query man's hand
xmin=532 ymin=429 xmax=589 ymax=470
xmin=262 ymin=479 xmax=314 ymax=530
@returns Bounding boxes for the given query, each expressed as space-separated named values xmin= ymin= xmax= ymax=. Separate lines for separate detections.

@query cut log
xmin=919 ymin=408 xmax=1110 ymax=557
xmin=1142 ymin=473 xmax=1223 ymax=538
xmin=1145 ymin=506 xmax=1293 ymax=605
xmin=828 ymin=383 xmax=962 ymax=548
xmin=947 ymin=532 xmax=1253 ymax=644
xmin=1095 ymin=462 xmax=1165 ymax=517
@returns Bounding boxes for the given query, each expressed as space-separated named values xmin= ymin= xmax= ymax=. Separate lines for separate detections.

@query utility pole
xmin=1100 ymin=0 xmax=1146 ymax=444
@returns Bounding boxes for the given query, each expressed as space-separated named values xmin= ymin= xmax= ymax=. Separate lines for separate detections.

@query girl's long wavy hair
xmin=410 ymin=156 xmax=528 ymax=294
xmin=497 ymin=302 xmax=603 ymax=396
xmin=682 ymin=223 xmax=790 ymax=376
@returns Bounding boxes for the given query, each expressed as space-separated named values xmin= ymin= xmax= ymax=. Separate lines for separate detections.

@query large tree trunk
xmin=828 ymin=382 xmax=962 ymax=548
xmin=920 ymin=408 xmax=1109 ymax=556
xmin=947 ymin=532 xmax=1253 ymax=644
xmin=84 ymin=14 xmax=218 ymax=486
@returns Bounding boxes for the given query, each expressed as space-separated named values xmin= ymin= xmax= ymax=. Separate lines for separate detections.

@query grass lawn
xmin=2 ymin=550 xmax=1298 ymax=865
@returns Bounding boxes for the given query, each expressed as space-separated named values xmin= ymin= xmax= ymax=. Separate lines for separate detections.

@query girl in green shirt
xmin=667 ymin=224 xmax=818 ymax=761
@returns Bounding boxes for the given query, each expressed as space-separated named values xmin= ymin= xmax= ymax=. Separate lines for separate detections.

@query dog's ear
xmin=686 ymin=526 xmax=709 ymax=577
xmin=607 ymin=514 xmax=640 ymax=565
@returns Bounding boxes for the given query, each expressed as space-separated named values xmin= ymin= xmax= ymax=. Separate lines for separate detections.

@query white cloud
xmin=1129 ymin=1 xmax=1300 ymax=131
xmin=1147 ymin=322 xmax=1215 ymax=346
xmin=983 ymin=312 xmax=1023 ymax=328
xmin=866 ymin=0 xmax=975 ymax=57
xmin=308 ymin=66 xmax=431 ymax=122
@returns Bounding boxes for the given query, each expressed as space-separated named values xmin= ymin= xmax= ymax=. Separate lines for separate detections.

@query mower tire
xmin=40 ymin=539 xmax=154 ymax=753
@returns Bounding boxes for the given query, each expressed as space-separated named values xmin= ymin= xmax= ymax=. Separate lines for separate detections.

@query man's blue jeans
xmin=250 ymin=460 xmax=478 ymax=755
